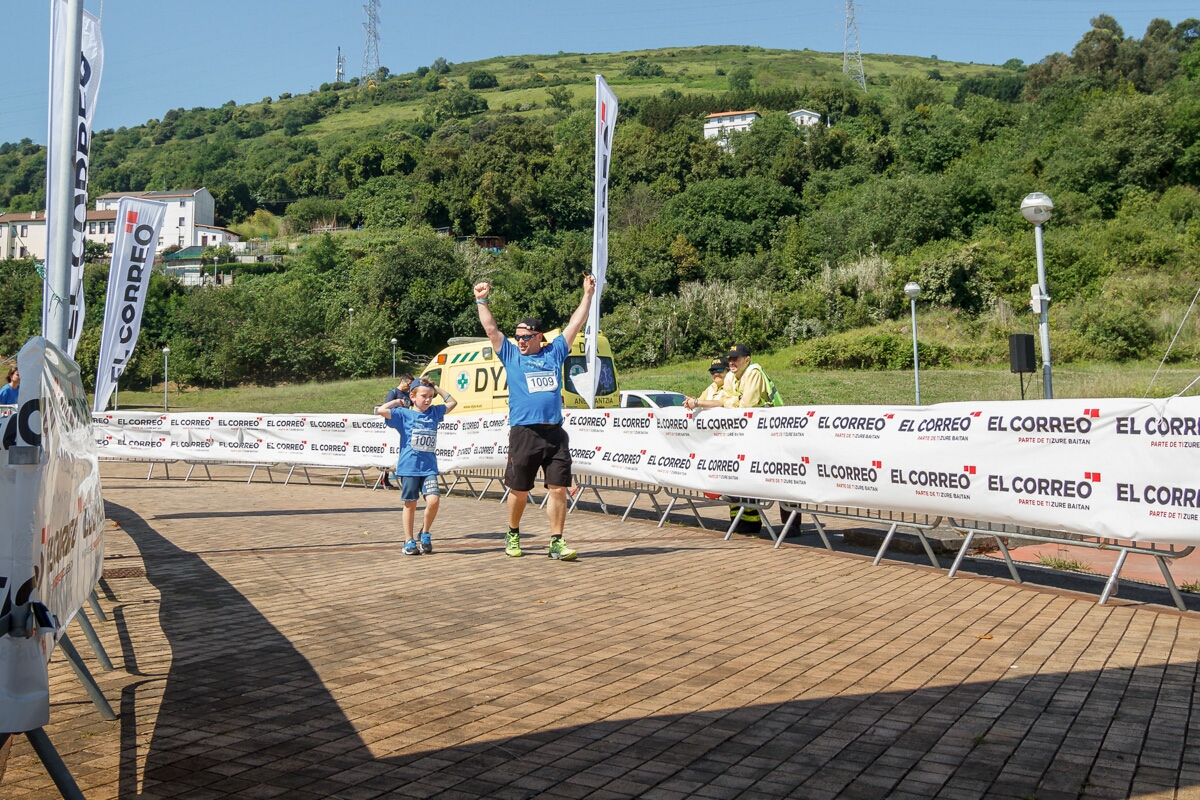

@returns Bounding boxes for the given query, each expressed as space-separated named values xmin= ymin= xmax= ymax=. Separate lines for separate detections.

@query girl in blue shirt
xmin=0 ymin=367 xmax=18 ymax=405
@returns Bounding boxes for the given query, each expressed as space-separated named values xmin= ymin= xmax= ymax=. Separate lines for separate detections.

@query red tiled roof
xmin=704 ymin=110 xmax=760 ymax=119
xmin=0 ymin=211 xmax=46 ymax=224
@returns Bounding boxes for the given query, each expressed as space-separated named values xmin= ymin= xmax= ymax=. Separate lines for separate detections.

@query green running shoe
xmin=548 ymin=536 xmax=577 ymax=561
xmin=505 ymin=529 xmax=522 ymax=557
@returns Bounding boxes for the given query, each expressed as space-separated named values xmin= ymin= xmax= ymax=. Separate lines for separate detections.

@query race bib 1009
xmin=411 ymin=431 xmax=437 ymax=452
xmin=525 ymin=371 xmax=558 ymax=394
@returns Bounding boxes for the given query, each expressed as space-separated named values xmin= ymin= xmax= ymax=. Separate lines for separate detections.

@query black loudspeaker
xmin=1009 ymin=334 xmax=1036 ymax=374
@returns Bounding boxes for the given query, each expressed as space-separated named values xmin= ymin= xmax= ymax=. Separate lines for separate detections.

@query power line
xmin=843 ymin=0 xmax=866 ymax=90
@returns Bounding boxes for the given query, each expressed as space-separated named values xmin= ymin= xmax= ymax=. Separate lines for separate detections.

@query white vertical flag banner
xmin=576 ymin=75 xmax=618 ymax=409
xmin=43 ymin=2 xmax=104 ymax=358
xmin=93 ymin=198 xmax=168 ymax=413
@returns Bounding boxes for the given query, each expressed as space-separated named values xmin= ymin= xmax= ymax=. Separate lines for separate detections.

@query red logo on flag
xmin=600 ymin=102 xmax=606 ymax=122
xmin=885 ymin=413 xmax=894 ymax=419
xmin=871 ymin=460 xmax=882 ymax=468
xmin=737 ymin=454 xmax=745 ymax=460
xmin=963 ymin=465 xmax=976 ymax=474
xmin=640 ymin=449 xmax=646 ymax=455
xmin=806 ymin=411 xmax=815 ymax=416
xmin=970 ymin=411 xmax=982 ymax=417
xmin=124 ymin=210 xmax=139 ymax=232
xmin=1085 ymin=472 xmax=1101 ymax=482
xmin=1083 ymin=408 xmax=1100 ymax=418
xmin=801 ymin=456 xmax=810 ymax=463
xmin=688 ymin=453 xmax=695 ymax=459
xmin=743 ymin=412 xmax=753 ymax=418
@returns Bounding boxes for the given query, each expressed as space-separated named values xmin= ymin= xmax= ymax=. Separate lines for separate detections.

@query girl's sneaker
xmin=403 ymin=539 xmax=420 ymax=556
xmin=419 ymin=532 xmax=432 ymax=554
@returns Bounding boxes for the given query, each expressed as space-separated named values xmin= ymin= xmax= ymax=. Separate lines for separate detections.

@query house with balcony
xmin=703 ymin=110 xmax=760 ymax=150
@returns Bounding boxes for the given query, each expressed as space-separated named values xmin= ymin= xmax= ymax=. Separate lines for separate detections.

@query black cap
xmin=727 ymin=343 xmax=751 ymax=358
xmin=516 ymin=317 xmax=544 ymax=333
xmin=708 ymin=357 xmax=729 ymax=373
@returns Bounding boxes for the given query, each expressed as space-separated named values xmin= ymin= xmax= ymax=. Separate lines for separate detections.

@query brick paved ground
xmin=5 ymin=462 xmax=1200 ymax=799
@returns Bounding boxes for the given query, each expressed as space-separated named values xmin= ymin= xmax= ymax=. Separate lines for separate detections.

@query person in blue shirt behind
xmin=376 ymin=378 xmax=457 ymax=556
xmin=473 ymin=275 xmax=595 ymax=561
xmin=379 ymin=374 xmax=415 ymax=489
xmin=0 ymin=367 xmax=18 ymax=405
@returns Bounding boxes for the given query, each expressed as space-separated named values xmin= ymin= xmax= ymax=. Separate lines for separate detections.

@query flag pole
xmin=45 ymin=0 xmax=85 ymax=349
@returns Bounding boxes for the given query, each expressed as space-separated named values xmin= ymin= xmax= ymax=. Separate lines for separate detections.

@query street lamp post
xmin=348 ymin=307 xmax=354 ymax=333
xmin=904 ymin=282 xmax=921 ymax=405
xmin=1021 ymin=192 xmax=1055 ymax=399
xmin=391 ymin=338 xmax=398 ymax=379
xmin=162 ymin=347 xmax=171 ymax=412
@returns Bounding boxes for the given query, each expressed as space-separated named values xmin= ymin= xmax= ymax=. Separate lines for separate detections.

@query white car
xmin=620 ymin=390 xmax=687 ymax=409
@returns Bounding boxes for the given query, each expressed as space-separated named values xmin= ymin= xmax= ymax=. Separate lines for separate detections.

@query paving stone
xmin=5 ymin=462 xmax=1200 ymax=798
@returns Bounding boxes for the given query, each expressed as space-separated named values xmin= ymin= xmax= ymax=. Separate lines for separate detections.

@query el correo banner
xmin=94 ymin=397 xmax=1200 ymax=545
xmin=93 ymin=198 xmax=169 ymax=413
xmin=576 ymin=75 xmax=618 ymax=409
xmin=42 ymin=3 xmax=104 ymax=359
xmin=1 ymin=337 xmax=104 ymax=733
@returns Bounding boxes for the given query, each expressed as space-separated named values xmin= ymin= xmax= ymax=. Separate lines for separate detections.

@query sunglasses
xmin=515 ymin=333 xmax=539 ymax=342
xmin=709 ymin=369 xmax=726 ymax=374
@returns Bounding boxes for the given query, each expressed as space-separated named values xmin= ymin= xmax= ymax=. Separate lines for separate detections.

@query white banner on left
xmin=1 ymin=337 xmax=104 ymax=733
xmin=576 ymin=75 xmax=618 ymax=409
xmin=42 ymin=2 xmax=104 ymax=359
xmin=93 ymin=198 xmax=169 ymax=412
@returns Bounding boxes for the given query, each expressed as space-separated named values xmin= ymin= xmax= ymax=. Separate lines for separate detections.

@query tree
xmin=546 ymin=86 xmax=574 ymax=111
xmin=661 ymin=176 xmax=800 ymax=256
xmin=468 ymin=69 xmax=499 ymax=89
xmin=728 ymin=66 xmax=753 ymax=92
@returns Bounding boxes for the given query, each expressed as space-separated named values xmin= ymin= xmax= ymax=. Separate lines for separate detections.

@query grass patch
xmin=1036 ymin=550 xmax=1093 ymax=573
xmin=1180 ymin=581 xmax=1200 ymax=593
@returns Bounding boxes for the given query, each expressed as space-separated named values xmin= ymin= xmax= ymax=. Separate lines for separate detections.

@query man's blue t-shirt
xmin=0 ymin=385 xmax=16 ymax=405
xmin=386 ymin=405 xmax=448 ymax=476
xmin=500 ymin=335 xmax=569 ymax=426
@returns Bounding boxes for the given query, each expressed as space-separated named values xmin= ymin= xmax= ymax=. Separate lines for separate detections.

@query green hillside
xmin=2 ymin=16 xmax=1200 ymax=395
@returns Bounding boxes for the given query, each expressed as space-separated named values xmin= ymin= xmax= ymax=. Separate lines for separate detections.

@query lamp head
xmin=391 ymin=338 xmax=397 ymax=345
xmin=1020 ymin=192 xmax=1054 ymax=225
xmin=904 ymin=282 xmax=921 ymax=300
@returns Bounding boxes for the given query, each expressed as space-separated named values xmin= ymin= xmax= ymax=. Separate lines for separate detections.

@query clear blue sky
xmin=2 ymin=0 xmax=1196 ymax=144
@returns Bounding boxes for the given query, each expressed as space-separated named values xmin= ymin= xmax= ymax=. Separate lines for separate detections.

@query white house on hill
xmin=789 ymin=108 xmax=822 ymax=127
xmin=94 ymin=188 xmax=231 ymax=249
xmin=703 ymin=110 xmax=760 ymax=150
xmin=2 ymin=186 xmax=237 ymax=261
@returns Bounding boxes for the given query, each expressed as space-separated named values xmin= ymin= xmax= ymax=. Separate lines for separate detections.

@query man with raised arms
xmin=473 ymin=275 xmax=596 ymax=560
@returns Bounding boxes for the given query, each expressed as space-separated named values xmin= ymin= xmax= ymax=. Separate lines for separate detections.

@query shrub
xmin=790 ymin=331 xmax=954 ymax=369
xmin=625 ymin=58 xmax=665 ymax=78
xmin=467 ymin=69 xmax=499 ymax=90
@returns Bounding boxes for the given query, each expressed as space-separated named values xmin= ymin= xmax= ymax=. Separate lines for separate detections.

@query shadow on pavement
xmin=108 ymin=501 xmax=1198 ymax=799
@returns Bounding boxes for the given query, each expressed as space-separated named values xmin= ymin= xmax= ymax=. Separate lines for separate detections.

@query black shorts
xmin=505 ymin=424 xmax=572 ymax=491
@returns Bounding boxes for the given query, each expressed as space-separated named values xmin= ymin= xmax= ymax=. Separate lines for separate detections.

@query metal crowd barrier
xmin=96 ymin=457 xmax=1198 ymax=611
xmin=946 ymin=518 xmax=1196 ymax=612
xmin=778 ymin=503 xmax=944 ymax=567
xmin=570 ymin=474 xmax=663 ymax=522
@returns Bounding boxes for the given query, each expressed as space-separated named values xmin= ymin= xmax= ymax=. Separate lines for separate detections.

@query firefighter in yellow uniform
xmin=720 ymin=343 xmax=783 ymax=533
xmin=684 ymin=357 xmax=733 ymax=410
